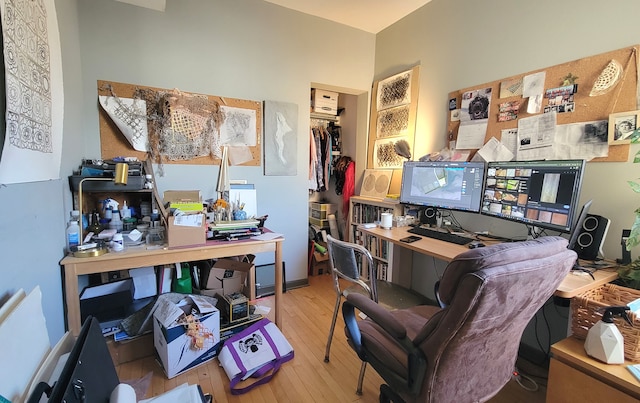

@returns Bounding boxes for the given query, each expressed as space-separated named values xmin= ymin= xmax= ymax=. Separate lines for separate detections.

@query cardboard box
xmin=167 ymin=215 xmax=207 ymax=248
xmin=312 ymin=89 xmax=338 ymax=115
xmin=163 ymin=190 xmax=202 ymax=204
xmin=80 ymin=278 xmax=134 ymax=323
xmin=220 ymin=292 xmax=249 ymax=322
xmin=153 ymin=294 xmax=220 ymax=378
xmin=164 ymin=190 xmax=203 ymax=212
xmin=164 ymin=190 xmax=207 ymax=248
xmin=201 ymin=258 xmax=255 ymax=300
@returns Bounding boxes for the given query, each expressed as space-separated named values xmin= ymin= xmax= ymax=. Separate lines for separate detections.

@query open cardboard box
xmin=201 ymin=258 xmax=256 ymax=301
xmin=164 ymin=190 xmax=207 ymax=248
xmin=153 ymin=294 xmax=220 ymax=378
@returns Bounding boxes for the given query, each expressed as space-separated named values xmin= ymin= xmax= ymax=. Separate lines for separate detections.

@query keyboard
xmin=407 ymin=226 xmax=474 ymax=245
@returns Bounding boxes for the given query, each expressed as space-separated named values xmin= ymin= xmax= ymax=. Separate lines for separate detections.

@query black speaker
xmin=572 ymin=214 xmax=610 ymax=261
xmin=419 ymin=207 xmax=438 ymax=226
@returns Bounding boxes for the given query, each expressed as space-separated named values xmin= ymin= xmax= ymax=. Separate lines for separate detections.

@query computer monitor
xmin=399 ymin=160 xmax=486 ymax=213
xmin=481 ymin=159 xmax=586 ymax=233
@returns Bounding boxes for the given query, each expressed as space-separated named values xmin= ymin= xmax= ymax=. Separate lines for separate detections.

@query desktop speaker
xmin=419 ymin=207 xmax=438 ymax=226
xmin=572 ymin=213 xmax=610 ymax=261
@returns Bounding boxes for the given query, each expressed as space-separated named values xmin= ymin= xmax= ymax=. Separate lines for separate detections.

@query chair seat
xmin=343 ymin=280 xmax=433 ymax=311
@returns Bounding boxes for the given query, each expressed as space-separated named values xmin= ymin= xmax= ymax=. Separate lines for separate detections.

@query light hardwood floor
xmin=116 ymin=274 xmax=548 ymax=402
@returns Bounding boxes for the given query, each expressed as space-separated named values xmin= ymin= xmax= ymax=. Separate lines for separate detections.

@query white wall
xmin=376 ymin=0 xmax=640 ymax=261
xmin=74 ymin=1 xmax=375 ymax=283
xmin=0 ymin=0 xmax=375 ymax=343
xmin=0 ymin=0 xmax=83 ymax=344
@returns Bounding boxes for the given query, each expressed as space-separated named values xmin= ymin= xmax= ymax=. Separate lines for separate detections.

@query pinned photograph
xmin=608 ymin=110 xmax=639 ymax=145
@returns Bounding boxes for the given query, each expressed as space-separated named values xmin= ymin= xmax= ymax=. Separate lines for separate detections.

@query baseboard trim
xmin=255 ymin=278 xmax=309 ymax=299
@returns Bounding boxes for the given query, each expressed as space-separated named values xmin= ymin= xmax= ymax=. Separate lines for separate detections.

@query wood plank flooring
xmin=116 ymin=274 xmax=548 ymax=402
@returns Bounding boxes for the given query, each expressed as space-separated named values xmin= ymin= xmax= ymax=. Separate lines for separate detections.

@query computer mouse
xmin=468 ymin=242 xmax=485 ymax=249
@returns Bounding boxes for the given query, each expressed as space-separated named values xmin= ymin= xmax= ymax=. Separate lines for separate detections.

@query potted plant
xmin=617 ymin=151 xmax=640 ymax=288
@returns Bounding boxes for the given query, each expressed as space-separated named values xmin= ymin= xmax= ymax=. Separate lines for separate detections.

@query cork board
xmin=97 ymin=80 xmax=262 ymax=166
xmin=447 ymin=45 xmax=639 ymax=162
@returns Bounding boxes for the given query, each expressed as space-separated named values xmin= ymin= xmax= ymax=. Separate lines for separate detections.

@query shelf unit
xmin=348 ymin=196 xmax=408 ymax=282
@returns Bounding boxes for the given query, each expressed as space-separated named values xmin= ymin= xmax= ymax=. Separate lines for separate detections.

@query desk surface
xmin=359 ymin=225 xmax=618 ymax=299
xmin=552 ymin=336 xmax=640 ymax=399
xmin=60 ymin=236 xmax=284 ymax=336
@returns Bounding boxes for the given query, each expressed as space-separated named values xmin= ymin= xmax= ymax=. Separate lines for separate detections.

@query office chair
xmin=342 ymin=236 xmax=576 ymax=403
xmin=324 ymin=234 xmax=431 ymax=395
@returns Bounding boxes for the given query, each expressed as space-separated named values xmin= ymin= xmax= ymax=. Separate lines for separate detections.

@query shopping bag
xmin=218 ymin=318 xmax=294 ymax=394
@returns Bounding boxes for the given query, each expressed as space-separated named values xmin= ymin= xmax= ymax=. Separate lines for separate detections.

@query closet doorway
xmin=308 ymin=84 xmax=369 ymax=243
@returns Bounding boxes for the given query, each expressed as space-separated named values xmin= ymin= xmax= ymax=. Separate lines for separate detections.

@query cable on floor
xmin=512 ymin=366 xmax=539 ymax=392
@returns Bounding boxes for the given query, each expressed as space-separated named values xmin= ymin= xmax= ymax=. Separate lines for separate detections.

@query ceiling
xmin=262 ymin=0 xmax=432 ymax=34
xmin=114 ymin=1 xmax=432 ymax=34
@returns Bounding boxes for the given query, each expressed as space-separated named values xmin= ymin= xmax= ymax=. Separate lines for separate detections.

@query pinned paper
xmin=477 ymin=137 xmax=514 ymax=162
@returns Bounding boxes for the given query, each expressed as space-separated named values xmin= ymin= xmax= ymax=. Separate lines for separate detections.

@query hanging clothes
xmin=333 ymin=155 xmax=352 ymax=195
xmin=309 ymin=128 xmax=318 ymax=191
xmin=342 ymin=160 xmax=355 ymax=222
xmin=314 ymin=127 xmax=325 ymax=191
xmin=309 ymin=121 xmax=333 ymax=192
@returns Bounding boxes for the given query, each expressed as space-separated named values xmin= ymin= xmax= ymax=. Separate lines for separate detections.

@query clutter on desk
xmin=67 ymin=158 xmax=168 ymax=255
xmin=69 ymin=158 xmax=145 ymax=191
xmin=392 ymin=215 xmax=416 ymax=227
xmin=584 ymin=305 xmax=631 ymax=364
xmin=163 ymin=190 xmax=208 ymax=248
xmin=571 ymin=283 xmax=640 ymax=362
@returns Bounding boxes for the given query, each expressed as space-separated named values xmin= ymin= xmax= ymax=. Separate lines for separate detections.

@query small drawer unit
xmin=309 ymin=202 xmax=336 ymax=228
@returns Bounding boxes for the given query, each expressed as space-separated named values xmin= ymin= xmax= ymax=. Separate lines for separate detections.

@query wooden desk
xmin=60 ymin=236 xmax=284 ymax=336
xmin=548 ymin=336 xmax=640 ymax=402
xmin=359 ymin=226 xmax=618 ymax=298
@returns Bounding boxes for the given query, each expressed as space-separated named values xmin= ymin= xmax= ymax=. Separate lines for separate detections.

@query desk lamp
xmin=74 ymin=162 xmax=128 ymax=257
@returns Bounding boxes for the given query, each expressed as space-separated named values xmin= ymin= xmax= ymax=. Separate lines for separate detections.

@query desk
xmin=547 ymin=336 xmax=640 ymax=402
xmin=60 ymin=236 xmax=284 ymax=336
xmin=359 ymin=226 xmax=618 ymax=298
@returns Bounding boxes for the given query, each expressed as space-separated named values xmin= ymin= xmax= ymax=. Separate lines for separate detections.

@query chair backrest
xmin=326 ymin=235 xmax=378 ymax=301
xmin=413 ymin=236 xmax=575 ymax=402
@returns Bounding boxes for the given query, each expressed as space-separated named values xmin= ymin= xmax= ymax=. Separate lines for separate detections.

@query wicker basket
xmin=571 ymin=283 xmax=640 ymax=362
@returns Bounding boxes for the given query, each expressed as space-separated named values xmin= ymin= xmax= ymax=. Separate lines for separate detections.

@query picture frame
xmin=608 ymin=110 xmax=640 ymax=145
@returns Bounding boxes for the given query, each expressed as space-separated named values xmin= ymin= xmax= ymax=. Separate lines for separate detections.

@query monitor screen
xmin=399 ymin=160 xmax=486 ymax=213
xmin=481 ymin=159 xmax=586 ymax=233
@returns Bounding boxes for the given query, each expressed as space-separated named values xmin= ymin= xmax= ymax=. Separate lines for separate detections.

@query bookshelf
xmin=348 ymin=196 xmax=408 ymax=282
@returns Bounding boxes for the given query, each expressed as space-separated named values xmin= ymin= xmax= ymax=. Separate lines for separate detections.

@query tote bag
xmin=218 ymin=318 xmax=294 ymax=394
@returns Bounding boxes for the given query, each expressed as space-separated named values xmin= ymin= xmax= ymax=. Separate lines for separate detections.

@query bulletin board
xmin=97 ymin=80 xmax=262 ymax=166
xmin=447 ymin=45 xmax=639 ymax=162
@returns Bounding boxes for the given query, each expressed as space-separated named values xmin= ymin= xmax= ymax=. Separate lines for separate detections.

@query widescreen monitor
xmin=481 ymin=159 xmax=586 ymax=233
xmin=399 ymin=160 xmax=486 ymax=213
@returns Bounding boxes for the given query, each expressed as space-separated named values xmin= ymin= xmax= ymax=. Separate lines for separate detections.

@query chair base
xmin=380 ymin=384 xmax=405 ymax=403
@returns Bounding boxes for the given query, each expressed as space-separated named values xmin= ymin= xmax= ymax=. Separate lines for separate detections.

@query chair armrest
xmin=342 ymin=293 xmax=428 ymax=395
xmin=345 ymin=293 xmax=407 ymax=339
